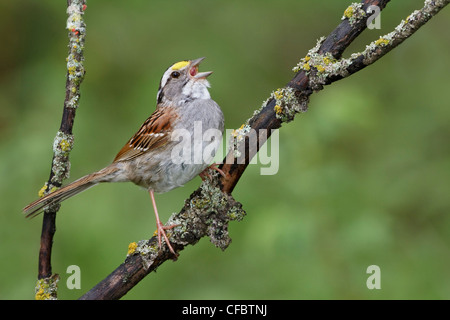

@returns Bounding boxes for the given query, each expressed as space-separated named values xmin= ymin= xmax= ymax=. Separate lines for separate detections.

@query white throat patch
xmin=182 ymin=79 xmax=211 ymax=100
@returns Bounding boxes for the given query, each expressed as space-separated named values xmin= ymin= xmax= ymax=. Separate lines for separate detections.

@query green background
xmin=1 ymin=0 xmax=449 ymax=299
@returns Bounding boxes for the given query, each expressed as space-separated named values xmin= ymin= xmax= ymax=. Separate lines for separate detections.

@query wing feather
xmin=113 ymin=107 xmax=177 ymax=162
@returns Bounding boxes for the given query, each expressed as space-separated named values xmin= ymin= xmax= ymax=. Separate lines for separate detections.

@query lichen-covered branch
xmin=219 ymin=0 xmax=448 ymax=193
xmin=79 ymin=175 xmax=245 ymax=300
xmin=218 ymin=0 xmax=391 ymax=194
xmin=293 ymin=0 xmax=450 ymax=91
xmin=36 ymin=0 xmax=87 ymax=300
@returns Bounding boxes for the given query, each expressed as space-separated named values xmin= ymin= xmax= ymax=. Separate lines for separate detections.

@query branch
xmin=79 ymin=0 xmax=448 ymax=300
xmin=221 ymin=0 xmax=449 ymax=194
xmin=292 ymin=0 xmax=450 ymax=89
xmin=219 ymin=0 xmax=391 ymax=194
xmin=34 ymin=0 xmax=87 ymax=300
xmin=80 ymin=178 xmax=245 ymax=300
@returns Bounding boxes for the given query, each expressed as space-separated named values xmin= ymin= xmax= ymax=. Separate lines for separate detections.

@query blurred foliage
xmin=1 ymin=0 xmax=449 ymax=300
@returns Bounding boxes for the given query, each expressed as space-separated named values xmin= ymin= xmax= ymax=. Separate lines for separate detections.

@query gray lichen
xmin=65 ymin=0 xmax=86 ymax=109
xmin=271 ymin=87 xmax=309 ymax=123
xmin=178 ymin=174 xmax=246 ymax=250
xmin=50 ymin=131 xmax=74 ymax=185
xmin=126 ymin=172 xmax=245 ymax=270
xmin=357 ymin=0 xmax=449 ymax=65
xmin=199 ymin=177 xmax=246 ymax=249
xmin=293 ymin=37 xmax=351 ymax=92
xmin=127 ymin=239 xmax=159 ymax=270
xmin=41 ymin=0 xmax=86 ymax=201
xmin=230 ymin=124 xmax=252 ymax=159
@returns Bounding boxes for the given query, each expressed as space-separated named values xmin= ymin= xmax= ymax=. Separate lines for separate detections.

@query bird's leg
xmin=199 ymin=163 xmax=226 ymax=181
xmin=149 ymin=189 xmax=178 ymax=257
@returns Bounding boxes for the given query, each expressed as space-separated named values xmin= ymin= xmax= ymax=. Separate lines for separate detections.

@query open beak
xmin=190 ymin=57 xmax=213 ymax=79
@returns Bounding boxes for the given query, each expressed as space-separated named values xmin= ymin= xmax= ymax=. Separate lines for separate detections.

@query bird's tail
xmin=23 ymin=165 xmax=119 ymax=218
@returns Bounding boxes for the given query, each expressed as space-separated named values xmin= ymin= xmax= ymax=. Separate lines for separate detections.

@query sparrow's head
xmin=157 ymin=57 xmax=213 ymax=105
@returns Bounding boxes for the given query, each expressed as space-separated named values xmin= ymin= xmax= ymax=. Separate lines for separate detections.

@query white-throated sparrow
xmin=24 ymin=57 xmax=225 ymax=256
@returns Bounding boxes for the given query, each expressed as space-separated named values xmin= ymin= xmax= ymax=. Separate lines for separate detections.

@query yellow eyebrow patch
xmin=171 ymin=60 xmax=189 ymax=70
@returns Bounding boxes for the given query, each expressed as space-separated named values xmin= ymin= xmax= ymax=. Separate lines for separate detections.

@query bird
xmin=23 ymin=57 xmax=225 ymax=256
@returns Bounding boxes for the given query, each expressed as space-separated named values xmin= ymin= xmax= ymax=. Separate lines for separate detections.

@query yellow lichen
xmin=375 ymin=38 xmax=390 ymax=47
xmin=127 ymin=242 xmax=138 ymax=255
xmin=303 ymin=63 xmax=311 ymax=71
xmin=274 ymin=105 xmax=283 ymax=115
xmin=38 ymin=184 xmax=58 ymax=198
xmin=315 ymin=65 xmax=325 ymax=73
xmin=59 ymin=139 xmax=71 ymax=152
xmin=38 ymin=184 xmax=48 ymax=198
xmin=35 ymin=288 xmax=51 ymax=300
xmin=273 ymin=89 xmax=283 ymax=100
xmin=231 ymin=124 xmax=246 ymax=137
xmin=68 ymin=66 xmax=77 ymax=75
xmin=344 ymin=6 xmax=354 ymax=18
xmin=35 ymin=276 xmax=58 ymax=300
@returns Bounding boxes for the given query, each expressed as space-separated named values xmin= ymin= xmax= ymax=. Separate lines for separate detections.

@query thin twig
xmin=34 ymin=0 xmax=87 ymax=300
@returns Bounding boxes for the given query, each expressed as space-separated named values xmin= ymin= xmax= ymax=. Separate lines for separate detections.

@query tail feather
xmin=23 ymin=166 xmax=119 ymax=218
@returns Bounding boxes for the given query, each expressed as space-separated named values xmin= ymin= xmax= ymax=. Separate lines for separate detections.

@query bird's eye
xmin=171 ymin=71 xmax=180 ymax=78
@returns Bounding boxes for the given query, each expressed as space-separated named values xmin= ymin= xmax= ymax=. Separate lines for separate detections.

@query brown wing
xmin=113 ymin=106 xmax=177 ymax=163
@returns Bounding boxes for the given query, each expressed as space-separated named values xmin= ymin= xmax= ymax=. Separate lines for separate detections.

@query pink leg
xmin=199 ymin=163 xmax=226 ymax=181
xmin=149 ymin=189 xmax=178 ymax=256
